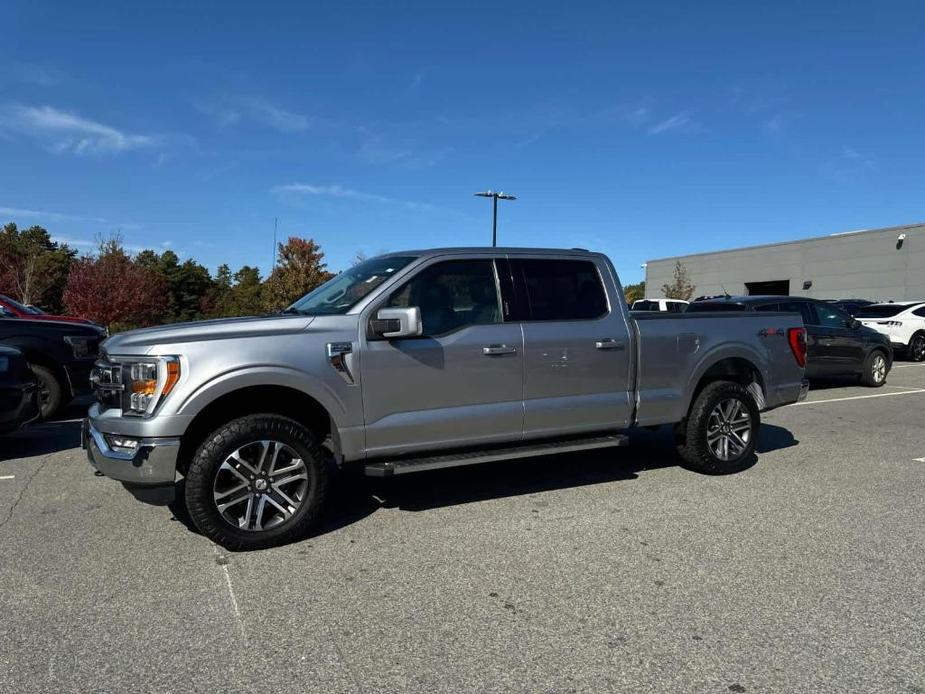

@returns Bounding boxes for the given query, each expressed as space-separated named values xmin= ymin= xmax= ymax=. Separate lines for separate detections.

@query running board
xmin=364 ymin=433 xmax=629 ymax=477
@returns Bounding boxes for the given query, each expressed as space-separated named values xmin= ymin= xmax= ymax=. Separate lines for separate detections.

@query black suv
xmin=687 ymin=296 xmax=892 ymax=386
xmin=0 ymin=317 xmax=104 ymax=418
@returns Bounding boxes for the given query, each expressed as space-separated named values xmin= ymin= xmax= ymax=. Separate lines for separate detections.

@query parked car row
xmin=685 ymin=296 xmax=893 ymax=386
xmin=0 ymin=316 xmax=104 ymax=429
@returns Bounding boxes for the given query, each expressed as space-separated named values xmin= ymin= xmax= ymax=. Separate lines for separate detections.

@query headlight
xmin=64 ymin=335 xmax=93 ymax=358
xmin=124 ymin=357 xmax=181 ymax=416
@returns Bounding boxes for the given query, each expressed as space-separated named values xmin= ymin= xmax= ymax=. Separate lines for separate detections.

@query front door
xmin=360 ymin=257 xmax=524 ymax=458
xmin=509 ymin=256 xmax=634 ymax=438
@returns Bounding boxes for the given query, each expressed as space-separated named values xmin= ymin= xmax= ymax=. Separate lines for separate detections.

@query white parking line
xmin=892 ymin=363 xmax=925 ymax=369
xmin=794 ymin=388 xmax=925 ymax=406
xmin=0 ymin=475 xmax=15 ymax=480
xmin=914 ymin=457 xmax=925 ymax=463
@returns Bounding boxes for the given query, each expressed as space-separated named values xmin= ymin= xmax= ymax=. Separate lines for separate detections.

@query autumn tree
xmin=661 ymin=261 xmax=696 ymax=301
xmin=0 ymin=223 xmax=75 ymax=313
xmin=63 ymin=237 xmax=168 ymax=330
xmin=137 ymin=248 xmax=214 ymax=323
xmin=623 ymin=280 xmax=646 ymax=305
xmin=262 ymin=237 xmax=333 ymax=311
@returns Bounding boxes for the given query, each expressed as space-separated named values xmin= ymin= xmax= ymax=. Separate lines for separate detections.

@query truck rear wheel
xmin=677 ymin=380 xmax=759 ymax=474
xmin=184 ymin=414 xmax=329 ymax=550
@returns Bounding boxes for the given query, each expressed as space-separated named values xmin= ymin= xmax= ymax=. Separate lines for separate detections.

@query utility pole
xmin=272 ymin=217 xmax=278 ymax=271
xmin=473 ymin=190 xmax=517 ymax=247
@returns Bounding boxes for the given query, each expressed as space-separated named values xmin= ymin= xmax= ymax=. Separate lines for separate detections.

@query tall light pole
xmin=474 ymin=190 xmax=516 ymax=247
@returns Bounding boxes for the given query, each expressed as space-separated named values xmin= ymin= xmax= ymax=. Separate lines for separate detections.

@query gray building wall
xmin=645 ymin=222 xmax=925 ymax=301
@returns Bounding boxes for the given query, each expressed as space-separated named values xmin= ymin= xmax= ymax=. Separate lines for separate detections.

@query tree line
xmin=0 ymin=222 xmax=334 ymax=331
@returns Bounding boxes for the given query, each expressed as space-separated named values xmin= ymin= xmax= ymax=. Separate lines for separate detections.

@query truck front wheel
xmin=677 ymin=380 xmax=759 ymax=474
xmin=185 ymin=414 xmax=329 ymax=550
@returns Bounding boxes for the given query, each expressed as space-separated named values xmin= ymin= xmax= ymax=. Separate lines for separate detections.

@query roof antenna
xmin=721 ymin=283 xmax=730 ymax=298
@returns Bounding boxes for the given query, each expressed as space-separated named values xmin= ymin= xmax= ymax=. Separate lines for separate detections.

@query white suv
xmin=857 ymin=302 xmax=925 ymax=362
xmin=631 ymin=299 xmax=689 ymax=313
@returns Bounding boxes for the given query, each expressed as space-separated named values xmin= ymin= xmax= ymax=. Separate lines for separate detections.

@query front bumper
xmin=81 ymin=418 xmax=180 ymax=486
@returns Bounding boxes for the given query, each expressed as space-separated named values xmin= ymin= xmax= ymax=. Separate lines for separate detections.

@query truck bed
xmin=630 ymin=311 xmax=806 ymax=427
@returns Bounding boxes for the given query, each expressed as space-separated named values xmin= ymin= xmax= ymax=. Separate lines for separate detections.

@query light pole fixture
xmin=474 ymin=190 xmax=516 ymax=247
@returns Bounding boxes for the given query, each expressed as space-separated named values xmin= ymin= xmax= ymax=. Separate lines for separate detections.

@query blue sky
xmin=2 ymin=1 xmax=924 ymax=284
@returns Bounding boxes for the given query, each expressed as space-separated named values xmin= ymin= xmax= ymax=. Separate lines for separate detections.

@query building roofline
xmin=644 ymin=221 xmax=925 ymax=265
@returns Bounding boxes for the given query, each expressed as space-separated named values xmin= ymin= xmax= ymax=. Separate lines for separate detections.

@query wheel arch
xmin=687 ymin=353 xmax=767 ymax=416
xmin=176 ymin=384 xmax=336 ymax=476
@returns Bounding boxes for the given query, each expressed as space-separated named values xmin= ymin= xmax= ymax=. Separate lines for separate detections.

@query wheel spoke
xmin=270 ymin=460 xmax=303 ymax=477
xmin=220 ymin=460 xmax=251 ymax=485
xmin=267 ymin=443 xmax=282 ymax=474
xmin=214 ymin=482 xmax=247 ymax=502
xmin=272 ymin=485 xmax=299 ymax=510
xmin=218 ymin=491 xmax=251 ymax=513
xmin=264 ymin=492 xmax=292 ymax=518
xmin=228 ymin=451 xmax=258 ymax=476
xmin=255 ymin=441 xmax=271 ymax=473
xmin=252 ymin=496 xmax=267 ymax=530
xmin=237 ymin=495 xmax=254 ymax=528
xmin=274 ymin=472 xmax=308 ymax=487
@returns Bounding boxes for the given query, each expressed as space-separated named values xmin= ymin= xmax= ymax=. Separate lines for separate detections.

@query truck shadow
xmin=319 ymin=423 xmax=798 ymax=527
xmin=166 ymin=423 xmax=799 ymax=545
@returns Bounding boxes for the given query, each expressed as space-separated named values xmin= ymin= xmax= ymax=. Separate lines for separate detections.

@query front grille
xmin=90 ymin=362 xmax=124 ymax=412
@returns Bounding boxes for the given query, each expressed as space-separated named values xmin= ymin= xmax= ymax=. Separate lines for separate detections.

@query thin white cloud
xmin=272 ymin=183 xmax=394 ymax=204
xmin=0 ymin=205 xmax=111 ymax=224
xmin=0 ymin=104 xmax=159 ymax=154
xmin=198 ymin=96 xmax=310 ymax=132
xmin=272 ymin=182 xmax=435 ymax=211
xmin=647 ymin=112 xmax=695 ymax=135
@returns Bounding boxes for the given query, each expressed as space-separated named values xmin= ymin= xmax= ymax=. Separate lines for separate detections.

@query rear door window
xmin=511 ymin=259 xmax=608 ymax=321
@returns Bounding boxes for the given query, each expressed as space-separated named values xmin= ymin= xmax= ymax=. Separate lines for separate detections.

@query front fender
xmin=176 ymin=365 xmax=349 ymax=431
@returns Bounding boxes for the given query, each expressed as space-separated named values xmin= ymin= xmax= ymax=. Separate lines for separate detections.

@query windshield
xmin=856 ymin=304 xmax=908 ymax=318
xmin=287 ymin=256 xmax=417 ymax=315
xmin=0 ymin=295 xmax=43 ymax=314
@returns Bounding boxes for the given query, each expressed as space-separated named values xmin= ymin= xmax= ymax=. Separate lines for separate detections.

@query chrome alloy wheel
xmin=706 ymin=397 xmax=752 ymax=462
xmin=871 ymin=353 xmax=887 ymax=384
xmin=212 ymin=440 xmax=309 ymax=531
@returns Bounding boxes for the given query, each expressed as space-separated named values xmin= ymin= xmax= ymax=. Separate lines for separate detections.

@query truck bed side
xmin=631 ymin=311 xmax=806 ymax=427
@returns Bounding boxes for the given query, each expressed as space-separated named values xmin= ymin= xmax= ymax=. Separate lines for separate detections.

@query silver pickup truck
xmin=83 ymin=247 xmax=808 ymax=549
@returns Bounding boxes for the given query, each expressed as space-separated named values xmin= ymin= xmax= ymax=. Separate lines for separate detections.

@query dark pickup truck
xmin=0 ymin=317 xmax=105 ymax=418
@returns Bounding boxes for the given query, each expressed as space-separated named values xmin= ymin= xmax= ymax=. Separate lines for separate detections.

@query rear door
xmin=508 ymin=256 xmax=634 ymax=438
xmin=811 ymin=301 xmax=864 ymax=374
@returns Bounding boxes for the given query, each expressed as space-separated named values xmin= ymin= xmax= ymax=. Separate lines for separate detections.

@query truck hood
xmin=103 ymin=314 xmax=316 ymax=354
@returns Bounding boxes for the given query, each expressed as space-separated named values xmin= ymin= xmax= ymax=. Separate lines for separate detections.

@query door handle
xmin=482 ymin=344 xmax=517 ymax=356
xmin=595 ymin=338 xmax=625 ymax=351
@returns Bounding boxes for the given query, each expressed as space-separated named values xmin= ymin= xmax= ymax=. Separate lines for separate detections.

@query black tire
xmin=28 ymin=363 xmax=64 ymax=419
xmin=185 ymin=414 xmax=329 ymax=550
xmin=676 ymin=380 xmax=760 ymax=475
xmin=860 ymin=350 xmax=889 ymax=387
xmin=908 ymin=334 xmax=925 ymax=362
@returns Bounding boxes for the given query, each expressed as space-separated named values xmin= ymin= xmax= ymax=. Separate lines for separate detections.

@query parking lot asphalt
xmin=1 ymin=366 xmax=924 ymax=694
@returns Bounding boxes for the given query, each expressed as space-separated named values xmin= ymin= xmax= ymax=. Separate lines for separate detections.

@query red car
xmin=0 ymin=294 xmax=97 ymax=326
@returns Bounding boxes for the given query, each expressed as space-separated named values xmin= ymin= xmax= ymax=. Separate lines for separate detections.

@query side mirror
xmin=371 ymin=307 xmax=423 ymax=339
xmin=848 ymin=318 xmax=861 ymax=329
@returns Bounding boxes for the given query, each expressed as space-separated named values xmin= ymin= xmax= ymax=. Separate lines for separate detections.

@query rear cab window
xmin=509 ymin=258 xmax=608 ymax=321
